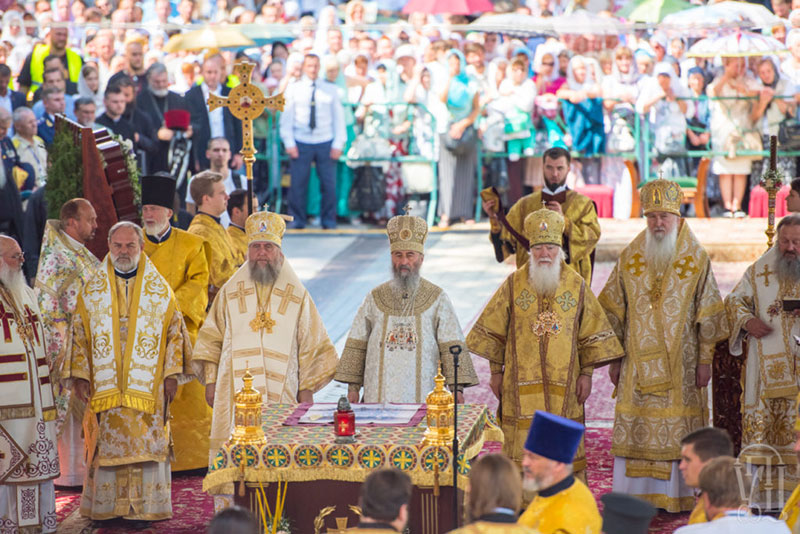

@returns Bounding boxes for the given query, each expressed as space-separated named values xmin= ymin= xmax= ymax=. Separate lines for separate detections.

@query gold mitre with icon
xmin=524 ymin=208 xmax=564 ymax=247
xmin=246 ymin=210 xmax=286 ymax=247
xmin=641 ymin=178 xmax=683 ymax=216
xmin=387 ymin=207 xmax=428 ymax=253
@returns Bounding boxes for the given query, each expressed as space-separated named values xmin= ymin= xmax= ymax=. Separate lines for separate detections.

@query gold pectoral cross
xmin=250 ymin=311 xmax=276 ymax=333
xmin=207 ymin=60 xmax=285 ymax=213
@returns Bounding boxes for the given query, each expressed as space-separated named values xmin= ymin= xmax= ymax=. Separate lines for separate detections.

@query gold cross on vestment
xmin=273 ymin=284 xmax=302 ymax=315
xmin=757 ymin=264 xmax=774 ymax=287
xmin=230 ymin=281 xmax=254 ymax=313
xmin=207 ymin=60 xmax=285 ymax=211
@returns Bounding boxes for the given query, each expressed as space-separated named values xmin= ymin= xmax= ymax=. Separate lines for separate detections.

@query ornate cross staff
xmin=761 ymin=135 xmax=783 ymax=249
xmin=208 ymin=59 xmax=285 ymax=215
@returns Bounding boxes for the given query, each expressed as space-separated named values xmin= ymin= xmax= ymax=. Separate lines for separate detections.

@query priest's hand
xmin=608 ymin=361 xmax=621 ymax=386
xmin=490 ymin=372 xmax=503 ymax=400
xmin=205 ymin=383 xmax=216 ymax=407
xmin=157 ymin=127 xmax=174 ymax=141
xmin=576 ymin=375 xmax=592 ymax=404
xmin=165 ymin=377 xmax=177 ymax=404
xmin=297 ymin=389 xmax=313 ymax=403
xmin=745 ymin=317 xmax=773 ymax=338
xmin=545 ymin=200 xmax=563 ymax=215
xmin=74 ymin=379 xmax=90 ymax=403
xmin=347 ymin=391 xmax=360 ymax=404
xmin=456 ymin=391 xmax=465 ymax=404
xmin=695 ymin=364 xmax=711 ymax=388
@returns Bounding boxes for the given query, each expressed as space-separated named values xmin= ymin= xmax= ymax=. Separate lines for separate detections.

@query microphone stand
xmin=448 ymin=345 xmax=461 ymax=530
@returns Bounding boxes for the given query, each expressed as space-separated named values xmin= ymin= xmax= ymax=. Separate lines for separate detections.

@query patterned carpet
xmin=55 ymin=473 xmax=214 ymax=533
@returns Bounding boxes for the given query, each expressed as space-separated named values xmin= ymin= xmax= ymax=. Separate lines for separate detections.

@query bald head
xmin=60 ymin=198 xmax=97 ymax=245
xmin=0 ymin=235 xmax=19 ymax=256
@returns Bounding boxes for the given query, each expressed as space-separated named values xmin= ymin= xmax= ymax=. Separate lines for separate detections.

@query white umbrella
xmin=661 ymin=1 xmax=782 ymax=30
xmin=687 ymin=30 xmax=787 ymax=57
xmin=551 ymin=10 xmax=626 ymax=35
xmin=465 ymin=13 xmax=554 ymax=38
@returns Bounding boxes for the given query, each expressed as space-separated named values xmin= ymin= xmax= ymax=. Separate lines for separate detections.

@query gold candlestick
xmin=761 ymin=135 xmax=783 ymax=249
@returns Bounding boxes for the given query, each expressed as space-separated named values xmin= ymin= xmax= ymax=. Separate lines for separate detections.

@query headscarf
xmin=513 ymin=45 xmax=535 ymax=77
xmin=533 ymin=41 xmax=565 ymax=82
xmin=77 ymin=65 xmax=105 ymax=112
xmin=566 ymin=55 xmax=598 ymax=91
xmin=445 ymin=49 xmax=473 ymax=109
xmin=759 ymin=57 xmax=781 ymax=90
xmin=487 ymin=56 xmax=508 ymax=98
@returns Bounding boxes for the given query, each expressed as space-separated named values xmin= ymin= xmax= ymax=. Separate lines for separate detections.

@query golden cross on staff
xmin=208 ymin=59 xmax=285 ymax=216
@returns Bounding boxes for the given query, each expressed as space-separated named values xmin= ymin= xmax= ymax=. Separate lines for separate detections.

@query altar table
xmin=203 ymin=403 xmax=503 ymax=534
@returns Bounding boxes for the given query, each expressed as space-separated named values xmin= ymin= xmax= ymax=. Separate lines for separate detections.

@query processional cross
xmin=208 ymin=60 xmax=285 ymax=215
xmin=761 ymin=135 xmax=783 ymax=249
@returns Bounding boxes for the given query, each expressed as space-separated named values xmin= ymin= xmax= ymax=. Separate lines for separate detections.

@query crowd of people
xmin=5 ymin=0 xmax=800 ymax=243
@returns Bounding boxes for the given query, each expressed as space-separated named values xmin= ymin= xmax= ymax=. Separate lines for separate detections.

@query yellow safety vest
xmin=28 ymin=44 xmax=82 ymax=99
xmin=195 ymin=75 xmax=240 ymax=89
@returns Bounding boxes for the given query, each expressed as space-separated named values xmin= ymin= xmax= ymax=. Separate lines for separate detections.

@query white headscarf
xmin=566 ymin=55 xmax=599 ymax=91
xmin=533 ymin=40 xmax=565 ymax=82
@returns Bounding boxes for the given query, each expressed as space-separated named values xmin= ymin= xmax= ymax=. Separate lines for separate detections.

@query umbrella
xmin=687 ymin=30 xmax=787 ymax=57
xmin=163 ymin=26 xmax=254 ymax=53
xmin=616 ymin=0 xmax=693 ymax=23
xmin=551 ymin=10 xmax=626 ymax=35
xmin=401 ymin=0 xmax=494 ymax=15
xmin=661 ymin=1 xmax=782 ymax=29
xmin=465 ymin=13 xmax=554 ymax=38
xmin=238 ymin=24 xmax=297 ymax=47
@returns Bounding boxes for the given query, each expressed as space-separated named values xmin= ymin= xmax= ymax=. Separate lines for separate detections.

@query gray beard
xmin=0 ymin=262 xmax=26 ymax=305
xmin=391 ymin=264 xmax=421 ymax=295
xmin=249 ymin=257 xmax=283 ymax=286
xmin=110 ymin=252 xmax=140 ymax=272
xmin=143 ymin=220 xmax=170 ymax=237
xmin=527 ymin=254 xmax=563 ymax=298
xmin=777 ymin=254 xmax=800 ymax=283
xmin=150 ymin=87 xmax=169 ymax=98
xmin=644 ymin=226 xmax=678 ymax=274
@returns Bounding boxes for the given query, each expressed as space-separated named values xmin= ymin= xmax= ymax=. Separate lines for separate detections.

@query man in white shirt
xmin=279 ymin=53 xmax=346 ymax=229
xmin=675 ymin=457 xmax=790 ymax=534
xmin=185 ymin=137 xmax=244 ymax=227
xmin=12 ymin=107 xmax=47 ymax=187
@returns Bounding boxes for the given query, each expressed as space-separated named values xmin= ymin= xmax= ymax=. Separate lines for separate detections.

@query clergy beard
xmin=0 ymin=262 xmax=25 ymax=304
xmin=391 ymin=263 xmax=421 ymax=294
xmin=777 ymin=253 xmax=800 ymax=283
xmin=143 ymin=220 xmax=170 ymax=237
xmin=527 ymin=251 xmax=564 ymax=298
xmin=150 ymin=87 xmax=168 ymax=98
xmin=645 ymin=225 xmax=678 ymax=274
xmin=110 ymin=251 xmax=140 ymax=272
xmin=249 ymin=256 xmax=284 ymax=286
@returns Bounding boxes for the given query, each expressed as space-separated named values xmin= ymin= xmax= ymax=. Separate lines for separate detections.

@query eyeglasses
xmin=541 ymin=61 xmax=555 ymax=66
xmin=3 ymin=253 xmax=24 ymax=261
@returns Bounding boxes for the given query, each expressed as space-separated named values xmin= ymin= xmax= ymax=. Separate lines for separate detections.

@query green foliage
xmin=45 ymin=122 xmax=83 ymax=219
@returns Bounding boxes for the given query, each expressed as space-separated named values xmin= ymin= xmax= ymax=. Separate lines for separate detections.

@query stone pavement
xmin=282 ymin=221 xmax=752 ymax=404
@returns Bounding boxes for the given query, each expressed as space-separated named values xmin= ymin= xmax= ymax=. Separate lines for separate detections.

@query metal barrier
xmin=258 ymin=93 xmax=800 ymax=223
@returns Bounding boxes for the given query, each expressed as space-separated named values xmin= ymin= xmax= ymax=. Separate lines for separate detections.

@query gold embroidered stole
xmin=226 ymin=262 xmax=305 ymax=401
xmin=511 ymin=263 xmax=584 ymax=419
xmin=0 ymin=287 xmax=55 ymax=421
xmin=751 ymin=246 xmax=799 ymax=399
xmin=619 ymin=223 xmax=703 ymax=395
xmin=78 ymin=255 xmax=175 ymax=414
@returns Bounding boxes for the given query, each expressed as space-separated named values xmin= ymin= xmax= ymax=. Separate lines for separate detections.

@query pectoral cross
xmin=757 ymin=264 xmax=774 ymax=287
xmin=207 ymin=60 xmax=285 ymax=215
xmin=22 ymin=306 xmax=40 ymax=345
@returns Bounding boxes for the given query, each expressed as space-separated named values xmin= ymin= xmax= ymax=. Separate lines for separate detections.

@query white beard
xmin=110 ymin=251 xmax=140 ymax=272
xmin=644 ymin=226 xmax=678 ymax=274
xmin=0 ymin=262 xmax=26 ymax=305
xmin=143 ymin=220 xmax=170 ymax=237
xmin=528 ymin=252 xmax=564 ymax=298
